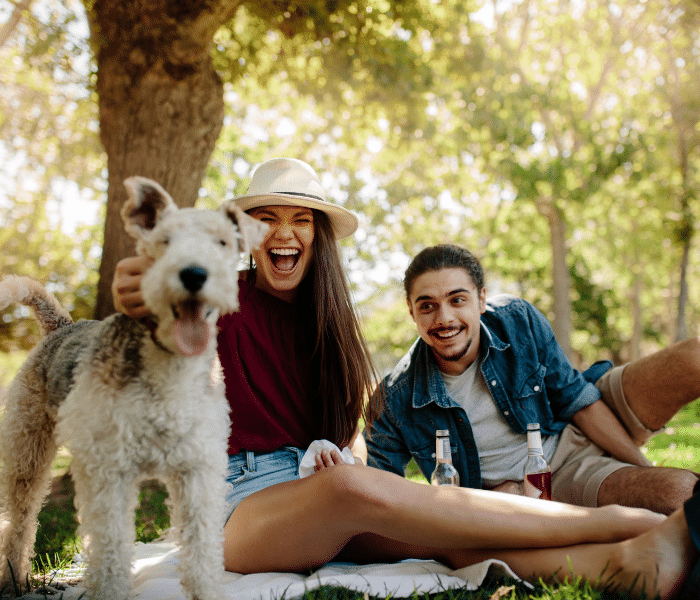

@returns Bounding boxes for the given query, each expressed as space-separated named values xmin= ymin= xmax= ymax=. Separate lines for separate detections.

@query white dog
xmin=0 ymin=177 xmax=267 ymax=600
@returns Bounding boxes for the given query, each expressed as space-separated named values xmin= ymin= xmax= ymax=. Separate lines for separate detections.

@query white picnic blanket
xmin=37 ymin=541 xmax=521 ymax=599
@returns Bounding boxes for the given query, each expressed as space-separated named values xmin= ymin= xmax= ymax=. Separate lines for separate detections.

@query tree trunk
xmin=630 ymin=267 xmax=642 ymax=362
xmin=676 ymin=237 xmax=690 ymax=342
xmin=546 ymin=202 xmax=573 ymax=360
xmin=89 ymin=0 xmax=240 ymax=320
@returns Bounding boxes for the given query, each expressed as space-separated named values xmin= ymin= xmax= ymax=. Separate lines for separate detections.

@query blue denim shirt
xmin=366 ymin=294 xmax=612 ymax=488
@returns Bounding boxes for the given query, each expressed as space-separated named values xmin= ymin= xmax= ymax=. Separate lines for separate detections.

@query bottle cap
xmin=526 ymin=423 xmax=540 ymax=431
xmin=435 ymin=429 xmax=449 ymax=436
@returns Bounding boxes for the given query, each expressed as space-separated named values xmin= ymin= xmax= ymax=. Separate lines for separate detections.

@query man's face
xmin=407 ymin=267 xmax=486 ymax=376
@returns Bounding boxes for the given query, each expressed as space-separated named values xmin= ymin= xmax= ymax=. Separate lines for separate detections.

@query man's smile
xmin=430 ymin=327 xmax=463 ymax=340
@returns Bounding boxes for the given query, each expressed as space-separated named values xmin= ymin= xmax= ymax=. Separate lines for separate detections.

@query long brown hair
xmin=247 ymin=210 xmax=381 ymax=447
xmin=306 ymin=211 xmax=381 ymax=447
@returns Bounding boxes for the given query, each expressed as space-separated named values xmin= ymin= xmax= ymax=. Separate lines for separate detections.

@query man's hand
xmin=112 ymin=256 xmax=153 ymax=318
xmin=572 ymin=400 xmax=653 ymax=468
xmin=489 ymin=480 xmax=524 ymax=495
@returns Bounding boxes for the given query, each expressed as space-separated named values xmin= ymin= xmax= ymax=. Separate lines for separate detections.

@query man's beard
xmin=434 ymin=338 xmax=472 ymax=363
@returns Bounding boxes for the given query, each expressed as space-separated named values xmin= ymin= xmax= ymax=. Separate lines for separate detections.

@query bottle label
xmin=524 ymin=472 xmax=552 ymax=500
xmin=526 ymin=431 xmax=543 ymax=454
xmin=436 ymin=437 xmax=452 ymax=461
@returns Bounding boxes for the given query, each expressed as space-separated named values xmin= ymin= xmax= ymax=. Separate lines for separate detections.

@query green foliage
xmin=1 ymin=0 xmax=102 ymax=350
xmin=0 ymin=195 xmax=100 ymax=351
xmin=569 ymin=259 xmax=624 ymax=364
xmin=4 ymin=0 xmax=700 ymax=363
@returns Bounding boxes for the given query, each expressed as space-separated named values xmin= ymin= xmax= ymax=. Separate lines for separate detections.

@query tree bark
xmin=630 ymin=267 xmax=642 ymax=362
xmin=676 ymin=237 xmax=690 ymax=342
xmin=546 ymin=201 xmax=573 ymax=360
xmin=89 ymin=0 xmax=241 ymax=319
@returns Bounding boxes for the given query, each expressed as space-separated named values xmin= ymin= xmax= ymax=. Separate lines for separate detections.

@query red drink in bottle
xmin=523 ymin=423 xmax=552 ymax=500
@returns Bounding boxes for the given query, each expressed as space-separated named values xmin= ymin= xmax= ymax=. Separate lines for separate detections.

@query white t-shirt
xmin=441 ymin=358 xmax=559 ymax=487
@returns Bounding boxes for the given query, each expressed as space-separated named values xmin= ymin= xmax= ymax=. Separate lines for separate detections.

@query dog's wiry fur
xmin=0 ymin=177 xmax=267 ymax=600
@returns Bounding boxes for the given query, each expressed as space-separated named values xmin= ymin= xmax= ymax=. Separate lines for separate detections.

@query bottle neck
xmin=527 ymin=429 xmax=544 ymax=455
xmin=436 ymin=436 xmax=452 ymax=462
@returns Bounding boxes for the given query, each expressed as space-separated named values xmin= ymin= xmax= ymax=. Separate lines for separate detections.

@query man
xmin=365 ymin=244 xmax=699 ymax=514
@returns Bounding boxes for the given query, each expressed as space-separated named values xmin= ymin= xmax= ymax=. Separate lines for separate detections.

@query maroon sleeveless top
xmin=217 ymin=279 xmax=318 ymax=455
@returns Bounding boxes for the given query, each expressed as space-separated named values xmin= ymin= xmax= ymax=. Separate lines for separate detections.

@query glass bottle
xmin=523 ymin=423 xmax=552 ymax=500
xmin=430 ymin=429 xmax=460 ymax=486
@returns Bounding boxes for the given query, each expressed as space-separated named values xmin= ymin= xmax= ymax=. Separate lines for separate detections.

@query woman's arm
xmin=572 ymin=400 xmax=653 ymax=467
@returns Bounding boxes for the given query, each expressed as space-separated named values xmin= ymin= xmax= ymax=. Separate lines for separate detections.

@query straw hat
xmin=234 ymin=158 xmax=358 ymax=239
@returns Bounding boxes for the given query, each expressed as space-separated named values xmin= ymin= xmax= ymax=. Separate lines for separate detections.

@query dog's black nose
xmin=179 ymin=265 xmax=208 ymax=293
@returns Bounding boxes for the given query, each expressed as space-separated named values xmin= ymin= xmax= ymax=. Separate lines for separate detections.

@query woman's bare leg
xmin=223 ymin=465 xmax=664 ymax=573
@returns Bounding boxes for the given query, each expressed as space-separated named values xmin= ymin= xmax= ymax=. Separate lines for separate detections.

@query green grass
xmin=32 ymin=477 xmax=171 ymax=572
xmin=642 ymin=400 xmax=700 ymax=470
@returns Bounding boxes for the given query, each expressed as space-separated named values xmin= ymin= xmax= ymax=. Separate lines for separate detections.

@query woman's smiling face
xmin=248 ymin=205 xmax=315 ymax=302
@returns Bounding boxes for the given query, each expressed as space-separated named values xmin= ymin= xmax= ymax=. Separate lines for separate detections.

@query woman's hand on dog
xmin=112 ymin=256 xmax=154 ymax=318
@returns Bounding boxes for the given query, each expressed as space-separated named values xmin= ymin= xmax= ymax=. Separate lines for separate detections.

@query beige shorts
xmin=550 ymin=364 xmax=661 ymax=507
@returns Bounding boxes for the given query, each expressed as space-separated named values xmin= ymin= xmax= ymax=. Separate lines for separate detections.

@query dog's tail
xmin=0 ymin=276 xmax=73 ymax=336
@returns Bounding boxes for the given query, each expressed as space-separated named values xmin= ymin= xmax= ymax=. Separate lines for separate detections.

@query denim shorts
xmin=224 ymin=446 xmax=305 ymax=523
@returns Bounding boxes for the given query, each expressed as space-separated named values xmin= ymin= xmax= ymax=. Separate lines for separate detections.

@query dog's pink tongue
xmin=173 ymin=303 xmax=210 ymax=356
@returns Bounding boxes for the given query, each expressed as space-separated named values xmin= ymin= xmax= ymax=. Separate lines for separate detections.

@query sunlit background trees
xmin=1 ymin=0 xmax=699 ymax=381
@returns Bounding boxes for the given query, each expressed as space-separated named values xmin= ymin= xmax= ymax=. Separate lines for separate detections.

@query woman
xmin=113 ymin=158 xmax=699 ymax=599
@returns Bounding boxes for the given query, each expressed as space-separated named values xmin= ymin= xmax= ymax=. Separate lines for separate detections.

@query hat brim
xmin=234 ymin=193 xmax=358 ymax=239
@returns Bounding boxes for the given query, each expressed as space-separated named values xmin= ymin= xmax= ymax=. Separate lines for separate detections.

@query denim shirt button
xmin=491 ymin=380 xmax=497 ymax=386
xmin=534 ymin=385 xmax=541 ymax=392
xmin=503 ymin=410 xmax=510 ymax=416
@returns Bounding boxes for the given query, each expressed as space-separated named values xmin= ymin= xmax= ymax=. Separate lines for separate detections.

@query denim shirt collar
xmin=410 ymin=321 xmax=510 ymax=410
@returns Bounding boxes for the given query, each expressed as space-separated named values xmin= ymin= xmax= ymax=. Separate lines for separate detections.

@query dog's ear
xmin=222 ymin=203 xmax=269 ymax=255
xmin=122 ymin=177 xmax=178 ymax=239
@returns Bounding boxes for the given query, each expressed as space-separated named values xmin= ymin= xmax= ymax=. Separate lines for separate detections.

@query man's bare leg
xmin=623 ymin=337 xmax=700 ymax=430
xmin=598 ymin=466 xmax=700 ymax=514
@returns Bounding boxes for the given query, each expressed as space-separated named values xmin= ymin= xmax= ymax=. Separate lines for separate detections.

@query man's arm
xmin=571 ymin=400 xmax=653 ymax=467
